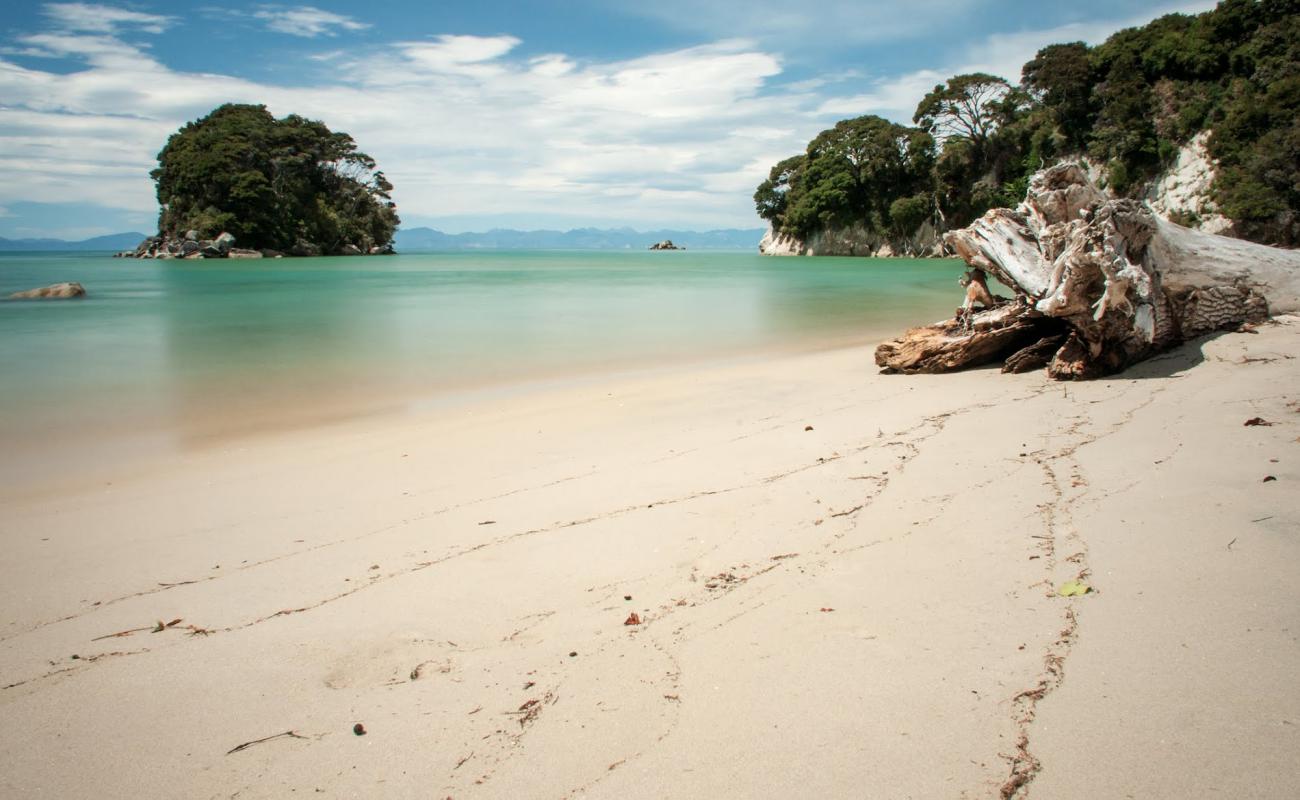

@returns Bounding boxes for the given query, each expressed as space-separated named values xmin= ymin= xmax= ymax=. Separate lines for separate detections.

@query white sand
xmin=1 ymin=321 xmax=1297 ymax=798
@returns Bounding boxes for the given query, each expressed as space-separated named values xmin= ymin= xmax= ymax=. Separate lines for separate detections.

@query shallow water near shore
xmin=0 ymin=249 xmax=964 ymax=486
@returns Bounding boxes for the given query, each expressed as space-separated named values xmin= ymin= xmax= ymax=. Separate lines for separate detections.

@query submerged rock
xmin=9 ymin=282 xmax=87 ymax=299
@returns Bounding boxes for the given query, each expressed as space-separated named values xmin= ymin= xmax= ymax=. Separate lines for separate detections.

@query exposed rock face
xmin=649 ymin=239 xmax=683 ymax=250
xmin=758 ymin=222 xmax=944 ymax=258
xmin=1145 ymin=131 xmax=1233 ymax=235
xmin=758 ymin=229 xmax=803 ymax=256
xmin=876 ymin=163 xmax=1300 ymax=379
xmin=9 ymin=282 xmax=86 ymax=299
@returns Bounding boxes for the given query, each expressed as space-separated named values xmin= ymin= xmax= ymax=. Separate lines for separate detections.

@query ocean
xmin=0 ymin=249 xmax=965 ymax=485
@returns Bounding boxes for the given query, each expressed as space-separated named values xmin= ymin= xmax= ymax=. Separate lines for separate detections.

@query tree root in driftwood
xmin=875 ymin=163 xmax=1300 ymax=379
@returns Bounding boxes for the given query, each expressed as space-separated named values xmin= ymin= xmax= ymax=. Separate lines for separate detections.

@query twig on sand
xmin=91 ymin=626 xmax=152 ymax=641
xmin=91 ymin=619 xmax=181 ymax=641
xmin=226 ymin=730 xmax=308 ymax=755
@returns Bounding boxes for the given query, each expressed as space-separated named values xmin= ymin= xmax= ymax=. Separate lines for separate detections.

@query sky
xmin=0 ymin=1 xmax=1218 ymax=239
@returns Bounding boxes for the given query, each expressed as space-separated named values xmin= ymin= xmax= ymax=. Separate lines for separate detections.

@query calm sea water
xmin=0 ymin=250 xmax=964 ymax=482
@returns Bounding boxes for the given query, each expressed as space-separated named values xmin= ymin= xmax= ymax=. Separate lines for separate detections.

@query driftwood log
xmin=875 ymin=164 xmax=1300 ymax=379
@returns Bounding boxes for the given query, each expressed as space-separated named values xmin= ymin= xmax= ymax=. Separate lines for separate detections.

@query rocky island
xmin=123 ymin=104 xmax=399 ymax=259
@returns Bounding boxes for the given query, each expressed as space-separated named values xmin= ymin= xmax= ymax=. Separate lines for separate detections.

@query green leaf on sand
xmin=1058 ymin=580 xmax=1091 ymax=597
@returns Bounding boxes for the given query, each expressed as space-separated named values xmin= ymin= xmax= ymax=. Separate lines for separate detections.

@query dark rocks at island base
xmin=9 ymin=282 xmax=87 ymax=300
xmin=117 ymin=232 xmax=394 ymax=259
xmin=649 ymin=239 xmax=684 ymax=250
xmin=290 ymin=239 xmax=322 ymax=257
xmin=875 ymin=162 xmax=1300 ymax=379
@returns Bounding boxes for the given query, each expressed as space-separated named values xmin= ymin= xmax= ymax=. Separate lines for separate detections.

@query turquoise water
xmin=1 ymin=250 xmax=964 ymax=478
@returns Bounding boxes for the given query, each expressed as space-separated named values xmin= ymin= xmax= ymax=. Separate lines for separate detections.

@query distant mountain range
xmin=0 ymin=227 xmax=767 ymax=253
xmin=393 ymin=227 xmax=765 ymax=251
xmin=0 ymin=232 xmax=149 ymax=251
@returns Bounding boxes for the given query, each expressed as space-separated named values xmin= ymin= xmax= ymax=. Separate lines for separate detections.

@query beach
xmin=1 ymin=314 xmax=1296 ymax=798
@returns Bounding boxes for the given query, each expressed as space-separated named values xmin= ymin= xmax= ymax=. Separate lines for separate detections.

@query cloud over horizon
xmin=253 ymin=5 xmax=370 ymax=38
xmin=0 ymin=1 xmax=1222 ymax=238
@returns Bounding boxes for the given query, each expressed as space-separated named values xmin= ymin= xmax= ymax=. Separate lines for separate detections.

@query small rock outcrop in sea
xmin=875 ymin=163 xmax=1300 ymax=379
xmin=649 ymin=240 xmax=684 ymax=250
xmin=9 ymin=282 xmax=87 ymax=299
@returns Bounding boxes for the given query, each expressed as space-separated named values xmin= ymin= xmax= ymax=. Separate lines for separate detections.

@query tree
xmin=151 ymin=104 xmax=399 ymax=253
xmin=753 ymin=155 xmax=805 ymax=228
xmin=1088 ymin=51 xmax=1161 ymax=193
xmin=913 ymin=73 xmax=1017 ymax=148
xmin=1022 ymin=42 xmax=1095 ymax=148
xmin=775 ymin=115 xmax=934 ymax=238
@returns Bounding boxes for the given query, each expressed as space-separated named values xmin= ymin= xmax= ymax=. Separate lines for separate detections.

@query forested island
xmin=756 ymin=0 xmax=1298 ymax=256
xmin=125 ymin=104 xmax=399 ymax=259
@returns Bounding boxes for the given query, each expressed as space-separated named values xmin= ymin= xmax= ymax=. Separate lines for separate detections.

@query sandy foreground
xmin=1 ymin=320 xmax=1297 ymax=799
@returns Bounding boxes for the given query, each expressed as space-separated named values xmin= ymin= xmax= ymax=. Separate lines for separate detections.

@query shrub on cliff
xmin=150 ymin=104 xmax=399 ymax=253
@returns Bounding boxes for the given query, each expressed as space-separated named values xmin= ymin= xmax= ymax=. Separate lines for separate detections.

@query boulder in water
xmin=9 ymin=282 xmax=87 ymax=300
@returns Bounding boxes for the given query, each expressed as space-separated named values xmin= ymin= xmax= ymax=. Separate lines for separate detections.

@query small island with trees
xmin=122 ymin=104 xmax=399 ymax=259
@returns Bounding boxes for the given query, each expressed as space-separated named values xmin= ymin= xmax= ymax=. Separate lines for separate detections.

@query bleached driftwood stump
xmin=875 ymin=164 xmax=1300 ymax=379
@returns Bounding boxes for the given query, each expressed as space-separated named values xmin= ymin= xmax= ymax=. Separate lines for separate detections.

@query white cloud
xmin=253 ymin=5 xmax=370 ymax=38
xmin=0 ymin=19 xmax=833 ymax=230
xmin=813 ymin=0 xmax=1225 ymax=125
xmin=43 ymin=2 xmax=174 ymax=35
xmin=0 ymin=0 xmax=1230 ymax=234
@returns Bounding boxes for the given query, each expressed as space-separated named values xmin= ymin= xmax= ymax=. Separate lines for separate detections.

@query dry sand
xmin=1 ymin=320 xmax=1297 ymax=799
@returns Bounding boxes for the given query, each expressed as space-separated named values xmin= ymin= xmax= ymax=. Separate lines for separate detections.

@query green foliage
xmin=151 ymin=104 xmax=399 ymax=253
xmin=753 ymin=155 xmax=805 ymax=227
xmin=913 ymin=73 xmax=1016 ymax=148
xmin=1022 ymin=42 xmax=1094 ymax=149
xmin=889 ymin=194 xmax=932 ymax=236
xmin=769 ymin=115 xmax=935 ymax=240
xmin=757 ymin=0 xmax=1300 ymax=247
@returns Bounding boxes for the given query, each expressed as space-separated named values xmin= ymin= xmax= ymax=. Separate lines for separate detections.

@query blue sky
xmin=0 ymin=1 xmax=1216 ymax=239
